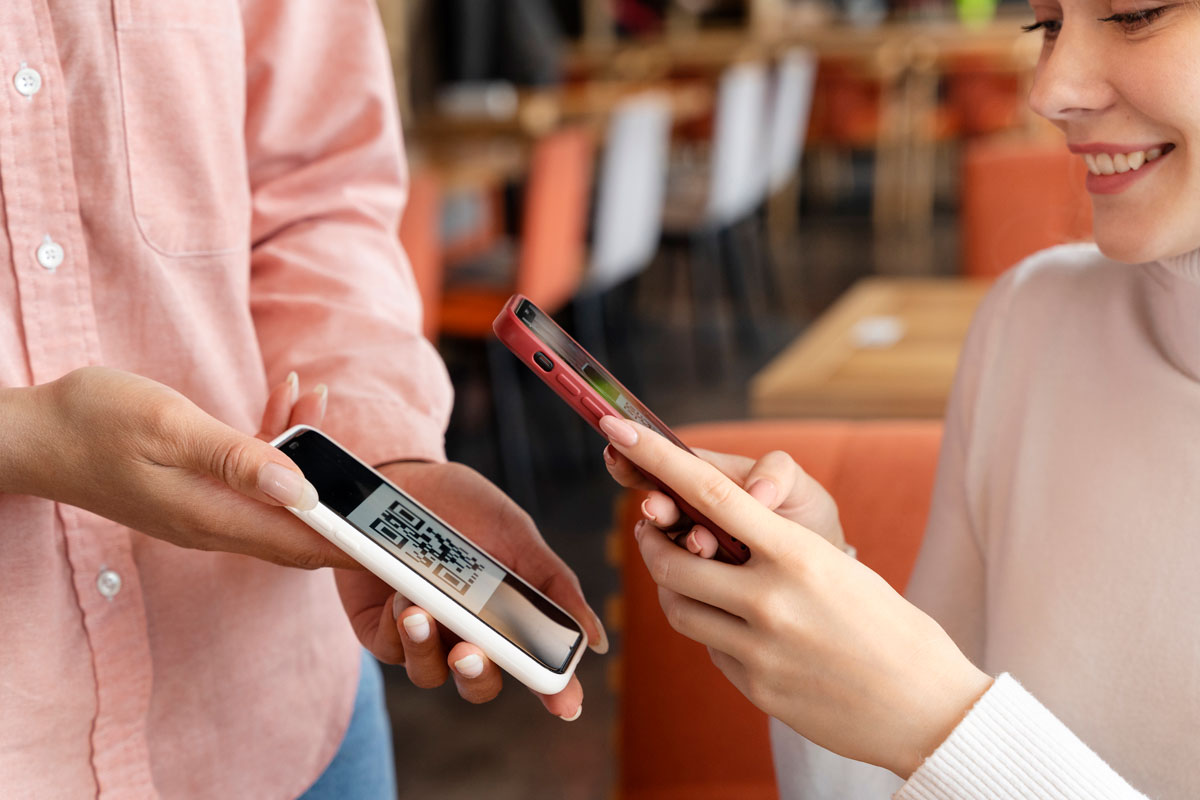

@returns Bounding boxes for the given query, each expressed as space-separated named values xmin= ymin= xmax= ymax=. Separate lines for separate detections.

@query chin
xmin=1091 ymin=214 xmax=1177 ymax=265
xmin=1093 ymin=235 xmax=1158 ymax=265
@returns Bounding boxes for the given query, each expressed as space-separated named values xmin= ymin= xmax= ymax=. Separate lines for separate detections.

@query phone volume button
xmin=555 ymin=373 xmax=583 ymax=397
xmin=581 ymin=396 xmax=608 ymax=420
xmin=305 ymin=509 xmax=334 ymax=536
xmin=326 ymin=523 xmax=363 ymax=554
xmin=307 ymin=509 xmax=360 ymax=553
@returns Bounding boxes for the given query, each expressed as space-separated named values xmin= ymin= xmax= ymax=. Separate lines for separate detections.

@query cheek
xmin=1092 ymin=165 xmax=1200 ymax=263
xmin=1093 ymin=75 xmax=1200 ymax=261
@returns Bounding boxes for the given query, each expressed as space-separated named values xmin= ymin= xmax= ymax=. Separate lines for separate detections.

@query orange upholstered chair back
xmin=961 ymin=135 xmax=1092 ymax=279
xmin=399 ymin=168 xmax=443 ymax=341
xmin=515 ymin=126 xmax=596 ymax=315
xmin=613 ymin=419 xmax=943 ymax=800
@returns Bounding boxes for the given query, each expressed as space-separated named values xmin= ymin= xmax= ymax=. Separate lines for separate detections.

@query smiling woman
xmin=602 ymin=1 xmax=1200 ymax=798
xmin=1025 ymin=0 xmax=1200 ymax=263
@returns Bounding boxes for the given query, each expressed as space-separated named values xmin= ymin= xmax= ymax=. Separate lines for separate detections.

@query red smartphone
xmin=493 ymin=294 xmax=751 ymax=565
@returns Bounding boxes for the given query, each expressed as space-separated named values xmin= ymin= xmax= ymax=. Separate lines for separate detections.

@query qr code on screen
xmin=369 ymin=500 xmax=486 ymax=596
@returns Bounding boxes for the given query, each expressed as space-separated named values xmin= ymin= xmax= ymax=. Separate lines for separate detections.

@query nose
xmin=1027 ymin=24 xmax=1118 ymax=123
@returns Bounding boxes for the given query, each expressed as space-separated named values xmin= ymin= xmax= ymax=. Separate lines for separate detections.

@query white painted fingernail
xmin=454 ymin=654 xmax=485 ymax=679
xmin=558 ymin=705 xmax=583 ymax=722
xmin=402 ymin=613 xmax=430 ymax=644
xmin=286 ymin=371 xmax=299 ymax=404
xmin=588 ymin=609 xmax=609 ymax=654
xmin=392 ymin=592 xmax=412 ymax=621
xmin=314 ymin=384 xmax=329 ymax=417
xmin=259 ymin=462 xmax=318 ymax=510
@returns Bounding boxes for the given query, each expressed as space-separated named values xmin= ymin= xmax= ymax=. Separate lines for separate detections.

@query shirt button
xmin=13 ymin=65 xmax=42 ymax=97
xmin=96 ymin=569 xmax=122 ymax=600
xmin=36 ymin=236 xmax=64 ymax=271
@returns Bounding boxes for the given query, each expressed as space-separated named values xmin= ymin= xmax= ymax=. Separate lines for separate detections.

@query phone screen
xmin=282 ymin=429 xmax=584 ymax=672
xmin=515 ymin=299 xmax=683 ymax=445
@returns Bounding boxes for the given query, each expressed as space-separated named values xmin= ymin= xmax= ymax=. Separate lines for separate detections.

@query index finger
xmin=598 ymin=416 xmax=794 ymax=554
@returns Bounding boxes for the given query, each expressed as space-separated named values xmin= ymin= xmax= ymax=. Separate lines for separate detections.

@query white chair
xmin=761 ymin=47 xmax=818 ymax=315
xmin=570 ymin=93 xmax=672 ymax=438
xmin=585 ymin=93 xmax=673 ymax=295
xmin=659 ymin=60 xmax=773 ymax=367
xmin=766 ymin=47 xmax=818 ymax=196
xmin=665 ymin=60 xmax=772 ymax=232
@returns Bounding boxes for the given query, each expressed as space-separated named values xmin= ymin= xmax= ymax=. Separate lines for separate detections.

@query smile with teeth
xmin=1083 ymin=147 xmax=1169 ymax=176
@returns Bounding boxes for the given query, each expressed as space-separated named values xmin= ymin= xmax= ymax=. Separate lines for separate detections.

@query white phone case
xmin=271 ymin=425 xmax=586 ymax=695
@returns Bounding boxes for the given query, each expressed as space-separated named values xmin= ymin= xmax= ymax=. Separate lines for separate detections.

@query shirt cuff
xmin=896 ymin=674 xmax=1147 ymax=800
xmin=320 ymin=396 xmax=448 ymax=468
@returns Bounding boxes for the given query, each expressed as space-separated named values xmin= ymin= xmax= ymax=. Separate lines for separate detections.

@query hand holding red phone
xmin=599 ymin=414 xmax=992 ymax=779
xmin=493 ymin=295 xmax=751 ymax=563
xmin=602 ymin=433 xmax=849 ymax=558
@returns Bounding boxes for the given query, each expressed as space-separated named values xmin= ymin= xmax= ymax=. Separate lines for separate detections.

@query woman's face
xmin=1027 ymin=0 xmax=1200 ymax=262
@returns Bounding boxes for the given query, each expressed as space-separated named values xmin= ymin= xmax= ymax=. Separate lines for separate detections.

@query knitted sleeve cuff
xmin=895 ymin=673 xmax=1148 ymax=800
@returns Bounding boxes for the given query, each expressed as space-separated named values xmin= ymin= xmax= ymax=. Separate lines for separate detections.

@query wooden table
xmin=750 ymin=278 xmax=991 ymax=418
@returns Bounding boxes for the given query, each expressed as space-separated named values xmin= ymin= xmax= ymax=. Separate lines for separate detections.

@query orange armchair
xmin=611 ymin=419 xmax=943 ymax=800
xmin=961 ymin=135 xmax=1092 ymax=279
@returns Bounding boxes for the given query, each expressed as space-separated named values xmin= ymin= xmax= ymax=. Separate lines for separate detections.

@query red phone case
xmin=493 ymin=294 xmax=751 ymax=565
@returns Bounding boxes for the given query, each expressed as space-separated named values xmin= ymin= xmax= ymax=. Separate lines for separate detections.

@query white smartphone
xmin=271 ymin=425 xmax=587 ymax=695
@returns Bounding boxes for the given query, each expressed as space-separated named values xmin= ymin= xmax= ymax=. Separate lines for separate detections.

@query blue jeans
xmin=298 ymin=651 xmax=397 ymax=800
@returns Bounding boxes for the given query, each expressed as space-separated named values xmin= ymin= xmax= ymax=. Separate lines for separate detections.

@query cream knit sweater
xmin=772 ymin=244 xmax=1200 ymax=799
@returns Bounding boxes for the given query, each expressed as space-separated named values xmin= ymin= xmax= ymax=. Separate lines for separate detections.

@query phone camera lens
xmin=533 ymin=352 xmax=554 ymax=372
xmin=288 ymin=441 xmax=299 ymax=450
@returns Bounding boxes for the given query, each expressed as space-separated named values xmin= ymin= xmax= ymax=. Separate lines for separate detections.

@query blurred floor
xmin=384 ymin=178 xmax=961 ymax=799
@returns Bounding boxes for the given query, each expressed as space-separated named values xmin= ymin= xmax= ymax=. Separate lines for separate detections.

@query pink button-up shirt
xmin=0 ymin=1 xmax=452 ymax=797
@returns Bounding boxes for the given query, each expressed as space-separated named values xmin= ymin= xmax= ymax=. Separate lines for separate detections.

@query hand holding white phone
xmin=271 ymin=425 xmax=588 ymax=695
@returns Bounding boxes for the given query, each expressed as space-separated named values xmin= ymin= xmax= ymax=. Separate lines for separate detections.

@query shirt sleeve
xmin=242 ymin=0 xmax=452 ymax=466
xmin=772 ymin=276 xmax=1019 ymax=800
xmin=896 ymin=674 xmax=1150 ymax=800
xmin=903 ymin=270 xmax=1018 ymax=664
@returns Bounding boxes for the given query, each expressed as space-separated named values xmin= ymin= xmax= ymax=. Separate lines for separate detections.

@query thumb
xmin=180 ymin=415 xmax=319 ymax=510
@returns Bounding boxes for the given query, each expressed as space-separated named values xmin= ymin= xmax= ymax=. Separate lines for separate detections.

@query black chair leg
xmin=690 ymin=228 xmax=731 ymax=379
xmin=573 ymin=291 xmax=610 ymax=367
xmin=485 ymin=337 xmax=540 ymax=519
xmin=718 ymin=221 xmax=769 ymax=358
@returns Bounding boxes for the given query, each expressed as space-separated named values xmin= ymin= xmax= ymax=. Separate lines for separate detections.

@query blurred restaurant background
xmin=374 ymin=1 xmax=1089 ymax=798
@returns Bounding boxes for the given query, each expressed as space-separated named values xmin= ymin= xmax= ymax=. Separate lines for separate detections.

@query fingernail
xmin=602 ymin=445 xmax=617 ymax=466
xmin=640 ymin=498 xmax=657 ymax=523
xmin=259 ymin=462 xmax=319 ymax=510
xmin=454 ymin=654 xmax=485 ymax=679
xmin=392 ymin=593 xmax=407 ymax=620
xmin=314 ymin=384 xmax=329 ymax=417
xmin=686 ymin=531 xmax=702 ymax=554
xmin=634 ymin=519 xmax=646 ymax=541
xmin=558 ymin=705 xmax=583 ymax=722
xmin=747 ymin=479 xmax=777 ymax=508
xmin=587 ymin=609 xmax=609 ymax=654
xmin=402 ymin=612 xmax=431 ymax=644
xmin=598 ymin=416 xmax=638 ymax=447
xmin=286 ymin=371 xmax=300 ymax=404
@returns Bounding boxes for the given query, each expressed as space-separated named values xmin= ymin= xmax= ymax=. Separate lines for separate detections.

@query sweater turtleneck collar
xmin=1158 ymin=248 xmax=1200 ymax=283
